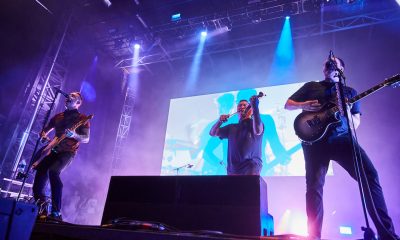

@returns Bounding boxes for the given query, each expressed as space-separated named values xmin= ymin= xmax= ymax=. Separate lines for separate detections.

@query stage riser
xmin=102 ymin=176 xmax=274 ymax=236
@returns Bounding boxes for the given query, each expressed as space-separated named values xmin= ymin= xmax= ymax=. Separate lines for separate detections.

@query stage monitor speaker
xmin=101 ymin=175 xmax=274 ymax=236
xmin=0 ymin=198 xmax=38 ymax=240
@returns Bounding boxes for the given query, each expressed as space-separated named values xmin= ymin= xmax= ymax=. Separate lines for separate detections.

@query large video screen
xmin=161 ymin=83 xmax=333 ymax=176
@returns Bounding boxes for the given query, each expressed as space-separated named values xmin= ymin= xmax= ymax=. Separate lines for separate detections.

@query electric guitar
xmin=293 ymin=74 xmax=400 ymax=144
xmin=31 ymin=114 xmax=93 ymax=169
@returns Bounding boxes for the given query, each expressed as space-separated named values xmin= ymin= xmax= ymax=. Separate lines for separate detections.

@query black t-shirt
xmin=289 ymin=80 xmax=361 ymax=139
xmin=218 ymin=118 xmax=264 ymax=174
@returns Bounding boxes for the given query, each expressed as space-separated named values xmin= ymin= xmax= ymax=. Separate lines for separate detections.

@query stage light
xmin=339 ymin=226 xmax=352 ymax=235
xmin=134 ymin=44 xmax=141 ymax=49
xmin=267 ymin=16 xmax=295 ymax=85
xmin=397 ymin=0 xmax=400 ymax=6
xmin=171 ymin=13 xmax=181 ymax=22
xmin=186 ymin=30 xmax=207 ymax=92
xmin=103 ymin=0 xmax=111 ymax=7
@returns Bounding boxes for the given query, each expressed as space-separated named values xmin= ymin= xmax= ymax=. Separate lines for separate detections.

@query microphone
xmin=328 ymin=50 xmax=335 ymax=63
xmin=53 ymin=87 xmax=70 ymax=98
xmin=187 ymin=164 xmax=193 ymax=168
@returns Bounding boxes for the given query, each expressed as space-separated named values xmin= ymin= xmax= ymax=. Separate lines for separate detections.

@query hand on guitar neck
xmin=40 ymin=131 xmax=51 ymax=143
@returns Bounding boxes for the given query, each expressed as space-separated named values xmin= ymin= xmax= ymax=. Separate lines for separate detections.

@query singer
xmin=284 ymin=56 xmax=399 ymax=240
xmin=209 ymin=94 xmax=264 ymax=175
xmin=32 ymin=91 xmax=90 ymax=221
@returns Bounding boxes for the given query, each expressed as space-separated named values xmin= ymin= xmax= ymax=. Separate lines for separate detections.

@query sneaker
xmin=36 ymin=213 xmax=47 ymax=222
xmin=48 ymin=211 xmax=63 ymax=221
xmin=35 ymin=198 xmax=51 ymax=216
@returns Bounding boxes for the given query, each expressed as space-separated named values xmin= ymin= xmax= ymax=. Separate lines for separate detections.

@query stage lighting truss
xmin=86 ymin=0 xmax=399 ymax=70
xmin=115 ymin=7 xmax=400 ymax=70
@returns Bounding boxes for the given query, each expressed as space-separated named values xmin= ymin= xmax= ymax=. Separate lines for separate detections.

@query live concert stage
xmin=1 ymin=1 xmax=400 ymax=240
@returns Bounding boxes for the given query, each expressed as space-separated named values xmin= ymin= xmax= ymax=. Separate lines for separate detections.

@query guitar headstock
xmin=87 ymin=114 xmax=94 ymax=120
xmin=384 ymin=74 xmax=400 ymax=88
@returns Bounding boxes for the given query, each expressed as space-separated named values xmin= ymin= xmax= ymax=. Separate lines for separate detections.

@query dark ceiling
xmin=69 ymin=0 xmax=397 ymax=65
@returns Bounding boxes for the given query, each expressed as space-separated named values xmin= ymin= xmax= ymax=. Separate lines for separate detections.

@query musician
xmin=285 ymin=57 xmax=399 ymax=240
xmin=32 ymin=91 xmax=90 ymax=220
xmin=209 ymin=95 xmax=264 ymax=175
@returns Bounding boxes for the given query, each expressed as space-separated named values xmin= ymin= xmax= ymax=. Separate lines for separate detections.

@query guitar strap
xmin=334 ymin=82 xmax=345 ymax=117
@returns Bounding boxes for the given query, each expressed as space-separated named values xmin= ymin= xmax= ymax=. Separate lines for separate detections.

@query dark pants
xmin=32 ymin=151 xmax=74 ymax=213
xmin=228 ymin=160 xmax=262 ymax=175
xmin=302 ymin=137 xmax=397 ymax=239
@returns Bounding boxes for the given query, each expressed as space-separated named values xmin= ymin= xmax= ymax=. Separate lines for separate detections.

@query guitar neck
xmin=349 ymin=81 xmax=388 ymax=104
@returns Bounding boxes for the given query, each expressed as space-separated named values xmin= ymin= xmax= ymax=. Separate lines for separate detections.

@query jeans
xmin=228 ymin=159 xmax=262 ymax=175
xmin=32 ymin=151 xmax=74 ymax=213
xmin=302 ymin=137 xmax=397 ymax=239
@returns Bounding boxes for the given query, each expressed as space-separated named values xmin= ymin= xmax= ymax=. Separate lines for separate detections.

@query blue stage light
xmin=134 ymin=44 xmax=141 ymax=49
xmin=201 ymin=31 xmax=208 ymax=37
xmin=267 ymin=17 xmax=295 ymax=85
xmin=286 ymin=16 xmax=290 ymax=20
xmin=171 ymin=13 xmax=181 ymax=22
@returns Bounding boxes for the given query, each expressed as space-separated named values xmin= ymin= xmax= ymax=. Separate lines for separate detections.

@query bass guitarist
xmin=32 ymin=91 xmax=90 ymax=220
xmin=284 ymin=57 xmax=398 ymax=240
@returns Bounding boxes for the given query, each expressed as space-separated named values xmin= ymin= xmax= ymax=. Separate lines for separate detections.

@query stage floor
xmin=31 ymin=221 xmax=307 ymax=240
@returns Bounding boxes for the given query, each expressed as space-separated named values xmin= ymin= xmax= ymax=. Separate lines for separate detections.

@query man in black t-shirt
xmin=32 ymin=92 xmax=90 ymax=220
xmin=209 ymin=95 xmax=264 ymax=175
xmin=285 ymin=57 xmax=399 ymax=240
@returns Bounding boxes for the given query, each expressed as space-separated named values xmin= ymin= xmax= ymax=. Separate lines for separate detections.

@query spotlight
xmin=285 ymin=16 xmax=290 ymax=20
xmin=201 ymin=31 xmax=207 ymax=37
xmin=103 ymin=0 xmax=112 ymax=7
xmin=134 ymin=44 xmax=141 ymax=49
xmin=339 ymin=226 xmax=352 ymax=235
xmin=171 ymin=13 xmax=181 ymax=22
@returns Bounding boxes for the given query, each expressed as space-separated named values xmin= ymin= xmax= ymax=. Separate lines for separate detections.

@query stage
xmin=32 ymin=221 xmax=306 ymax=240
xmin=1 ymin=1 xmax=399 ymax=240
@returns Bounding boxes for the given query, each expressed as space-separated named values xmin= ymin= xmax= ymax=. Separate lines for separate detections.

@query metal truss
xmin=111 ymin=78 xmax=135 ymax=170
xmin=115 ymin=8 xmax=400 ymax=69
xmin=94 ymin=0 xmax=310 ymax=60
xmin=0 ymin=13 xmax=76 ymax=190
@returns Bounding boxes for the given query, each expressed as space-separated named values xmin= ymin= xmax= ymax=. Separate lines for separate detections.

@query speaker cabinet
xmin=0 ymin=198 xmax=38 ymax=240
xmin=102 ymin=176 xmax=273 ymax=236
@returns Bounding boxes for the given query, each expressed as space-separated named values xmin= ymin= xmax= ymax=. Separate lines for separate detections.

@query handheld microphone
xmin=53 ymin=87 xmax=70 ymax=98
xmin=328 ymin=50 xmax=334 ymax=61
xmin=326 ymin=50 xmax=337 ymax=71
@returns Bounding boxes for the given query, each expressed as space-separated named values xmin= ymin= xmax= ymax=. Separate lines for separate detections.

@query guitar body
xmin=294 ymin=105 xmax=340 ymax=143
xmin=293 ymin=74 xmax=400 ymax=144
xmin=31 ymin=137 xmax=61 ymax=169
xmin=31 ymin=114 xmax=94 ymax=170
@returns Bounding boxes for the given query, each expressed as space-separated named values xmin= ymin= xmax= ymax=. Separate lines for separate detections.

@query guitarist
xmin=32 ymin=91 xmax=90 ymax=220
xmin=284 ymin=57 xmax=399 ymax=240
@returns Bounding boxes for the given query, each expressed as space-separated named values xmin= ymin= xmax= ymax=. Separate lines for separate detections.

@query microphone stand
xmin=329 ymin=54 xmax=394 ymax=240
xmin=16 ymin=89 xmax=62 ymax=201
xmin=173 ymin=164 xmax=193 ymax=175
